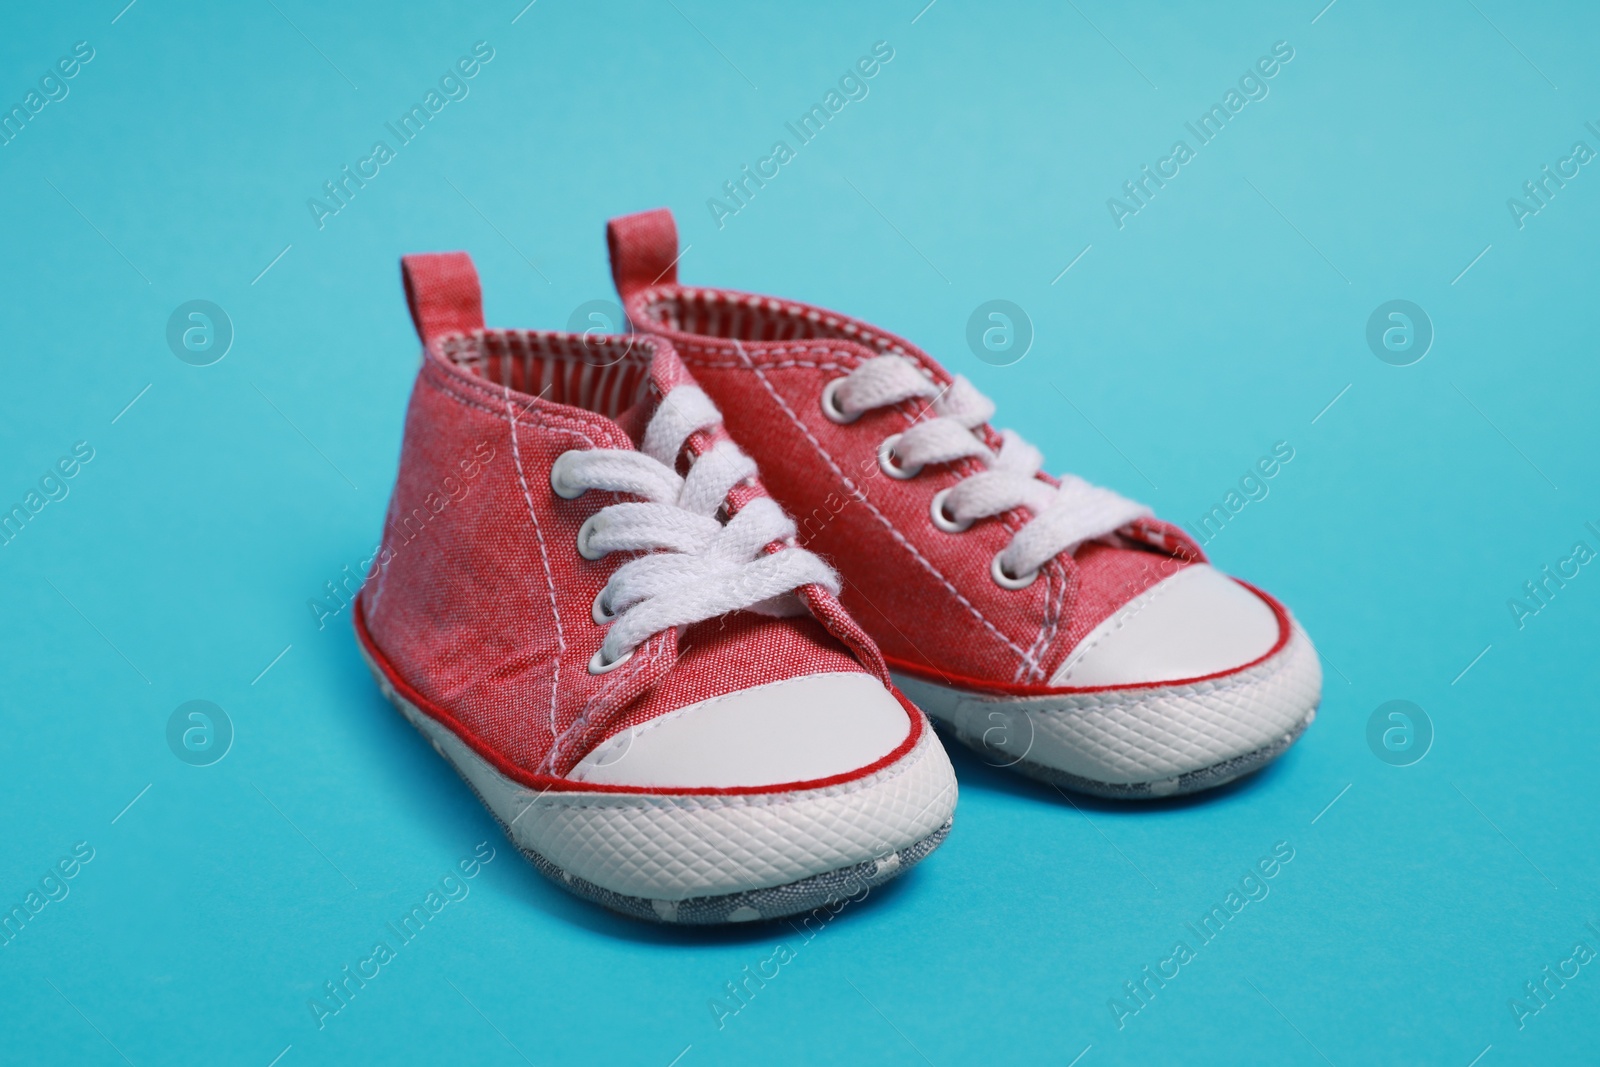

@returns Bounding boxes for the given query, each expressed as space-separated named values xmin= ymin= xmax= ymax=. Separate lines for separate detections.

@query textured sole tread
xmin=521 ymin=819 xmax=952 ymax=925
xmin=942 ymin=708 xmax=1316 ymax=799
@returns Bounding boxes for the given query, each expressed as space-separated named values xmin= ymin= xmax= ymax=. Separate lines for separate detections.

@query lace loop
xmin=828 ymin=356 xmax=1152 ymax=581
xmin=558 ymin=386 xmax=839 ymax=665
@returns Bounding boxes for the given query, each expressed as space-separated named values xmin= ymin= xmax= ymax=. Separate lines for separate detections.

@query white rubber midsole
xmin=376 ymin=666 xmax=958 ymax=901
xmin=894 ymin=624 xmax=1322 ymax=787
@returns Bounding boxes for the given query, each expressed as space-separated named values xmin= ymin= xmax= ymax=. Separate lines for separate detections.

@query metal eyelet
xmin=820 ymin=378 xmax=860 ymax=424
xmin=588 ymin=646 xmax=633 ymax=675
xmin=877 ymin=434 xmax=922 ymax=480
xmin=990 ymin=552 xmax=1038 ymax=590
xmin=591 ymin=588 xmax=617 ymax=624
xmin=549 ymin=450 xmax=588 ymax=499
xmin=930 ymin=488 xmax=972 ymax=533
xmin=576 ymin=513 xmax=606 ymax=561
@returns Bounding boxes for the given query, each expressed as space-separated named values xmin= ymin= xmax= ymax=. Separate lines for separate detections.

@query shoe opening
xmin=437 ymin=329 xmax=655 ymax=420
xmin=634 ymin=288 xmax=915 ymax=356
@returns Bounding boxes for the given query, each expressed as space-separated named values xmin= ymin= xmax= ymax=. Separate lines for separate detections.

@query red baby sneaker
xmin=354 ymin=252 xmax=956 ymax=923
xmin=606 ymin=208 xmax=1320 ymax=798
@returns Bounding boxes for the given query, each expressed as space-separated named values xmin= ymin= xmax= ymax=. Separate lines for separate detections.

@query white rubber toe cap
xmin=897 ymin=621 xmax=1320 ymax=791
xmin=570 ymin=672 xmax=912 ymax=788
xmin=1049 ymin=564 xmax=1280 ymax=687
xmin=360 ymin=644 xmax=957 ymax=906
xmin=393 ymin=679 xmax=956 ymax=900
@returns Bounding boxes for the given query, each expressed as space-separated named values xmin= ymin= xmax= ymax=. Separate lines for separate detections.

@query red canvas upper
xmin=607 ymin=209 xmax=1212 ymax=693
xmin=356 ymin=252 xmax=904 ymax=787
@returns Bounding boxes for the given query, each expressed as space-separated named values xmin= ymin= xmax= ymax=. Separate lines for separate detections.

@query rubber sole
xmin=521 ymin=819 xmax=952 ymax=924
xmin=940 ymin=706 xmax=1316 ymax=799
xmin=429 ymin=741 xmax=952 ymax=925
xmin=359 ymin=640 xmax=953 ymax=924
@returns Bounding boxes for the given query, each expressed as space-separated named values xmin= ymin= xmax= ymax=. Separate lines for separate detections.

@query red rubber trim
xmin=885 ymin=580 xmax=1295 ymax=698
xmin=352 ymin=594 xmax=924 ymax=797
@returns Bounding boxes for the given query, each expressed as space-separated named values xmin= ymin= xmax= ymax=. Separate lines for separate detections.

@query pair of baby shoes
xmin=353 ymin=209 xmax=1320 ymax=925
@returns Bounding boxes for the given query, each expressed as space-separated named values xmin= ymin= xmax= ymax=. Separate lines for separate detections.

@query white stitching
xmin=1036 ymin=561 xmax=1073 ymax=681
xmin=503 ymin=384 xmax=566 ymax=749
xmin=1021 ymin=555 xmax=1075 ymax=684
xmin=734 ymin=342 xmax=1031 ymax=663
xmin=552 ymin=636 xmax=670 ymax=773
xmin=1016 ymin=562 xmax=1068 ymax=685
xmin=640 ymin=305 xmax=1057 ymax=676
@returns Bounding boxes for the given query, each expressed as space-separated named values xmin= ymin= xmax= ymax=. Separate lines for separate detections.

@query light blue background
xmin=2 ymin=1 xmax=1597 ymax=1064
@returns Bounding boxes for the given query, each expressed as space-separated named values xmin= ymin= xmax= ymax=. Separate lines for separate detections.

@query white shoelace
xmin=549 ymin=385 xmax=840 ymax=672
xmin=825 ymin=355 xmax=1151 ymax=586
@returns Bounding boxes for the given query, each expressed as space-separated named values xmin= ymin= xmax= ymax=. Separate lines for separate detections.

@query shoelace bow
xmin=828 ymin=355 xmax=1151 ymax=585
xmin=549 ymin=385 xmax=839 ymax=671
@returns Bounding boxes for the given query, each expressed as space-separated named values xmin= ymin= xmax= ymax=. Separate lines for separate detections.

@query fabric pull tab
xmin=400 ymin=252 xmax=484 ymax=345
xmin=607 ymin=208 xmax=679 ymax=303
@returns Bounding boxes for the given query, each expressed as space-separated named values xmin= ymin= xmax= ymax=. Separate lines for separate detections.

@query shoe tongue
xmin=611 ymin=391 xmax=655 ymax=450
xmin=610 ymin=338 xmax=708 ymax=458
xmin=608 ymin=340 xmax=716 ymax=463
